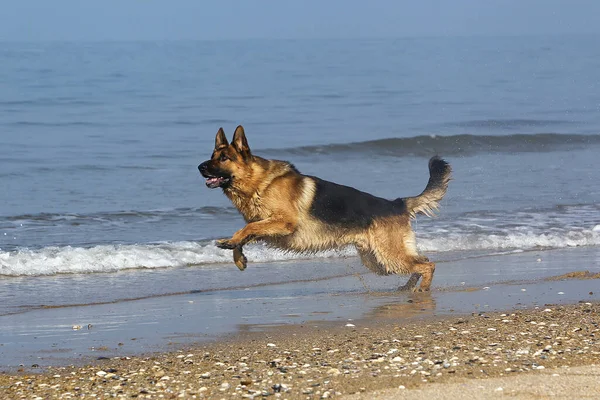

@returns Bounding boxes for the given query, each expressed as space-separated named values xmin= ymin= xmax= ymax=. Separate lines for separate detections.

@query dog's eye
xmin=219 ymin=154 xmax=229 ymax=162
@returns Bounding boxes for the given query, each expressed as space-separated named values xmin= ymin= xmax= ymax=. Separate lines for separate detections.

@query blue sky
xmin=1 ymin=0 xmax=599 ymax=41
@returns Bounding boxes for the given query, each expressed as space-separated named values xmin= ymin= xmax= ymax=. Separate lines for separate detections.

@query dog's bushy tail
xmin=402 ymin=156 xmax=452 ymax=218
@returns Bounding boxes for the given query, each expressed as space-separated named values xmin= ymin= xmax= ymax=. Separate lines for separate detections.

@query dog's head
xmin=198 ymin=125 xmax=252 ymax=189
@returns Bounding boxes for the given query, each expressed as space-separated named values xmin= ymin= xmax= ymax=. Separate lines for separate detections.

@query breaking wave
xmin=263 ymin=133 xmax=600 ymax=157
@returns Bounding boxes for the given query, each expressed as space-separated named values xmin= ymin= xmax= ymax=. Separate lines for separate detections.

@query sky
xmin=1 ymin=0 xmax=599 ymax=41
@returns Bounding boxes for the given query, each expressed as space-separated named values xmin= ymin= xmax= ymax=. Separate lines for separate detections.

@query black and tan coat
xmin=199 ymin=126 xmax=451 ymax=291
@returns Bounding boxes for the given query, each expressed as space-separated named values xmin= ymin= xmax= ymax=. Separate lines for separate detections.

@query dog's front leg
xmin=216 ymin=218 xmax=296 ymax=250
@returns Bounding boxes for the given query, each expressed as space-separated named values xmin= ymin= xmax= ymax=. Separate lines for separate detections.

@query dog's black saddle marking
xmin=309 ymin=177 xmax=406 ymax=229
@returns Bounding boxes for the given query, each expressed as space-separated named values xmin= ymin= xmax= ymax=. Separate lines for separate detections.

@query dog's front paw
xmin=216 ymin=239 xmax=237 ymax=250
xmin=233 ymin=247 xmax=247 ymax=271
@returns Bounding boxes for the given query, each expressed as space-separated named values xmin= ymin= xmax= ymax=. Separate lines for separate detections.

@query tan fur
xmin=404 ymin=159 xmax=452 ymax=218
xmin=202 ymin=126 xmax=450 ymax=291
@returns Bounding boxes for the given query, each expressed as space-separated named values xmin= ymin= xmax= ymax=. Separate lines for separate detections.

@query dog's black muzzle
xmin=198 ymin=161 xmax=230 ymax=189
xmin=198 ymin=162 xmax=209 ymax=176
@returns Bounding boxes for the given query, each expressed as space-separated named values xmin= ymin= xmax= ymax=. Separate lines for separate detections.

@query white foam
xmin=1 ymin=228 xmax=599 ymax=277
xmin=0 ymin=242 xmax=355 ymax=277
xmin=419 ymin=229 xmax=600 ymax=253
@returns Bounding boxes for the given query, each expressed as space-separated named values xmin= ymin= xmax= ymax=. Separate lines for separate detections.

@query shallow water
xmin=0 ymin=247 xmax=598 ymax=367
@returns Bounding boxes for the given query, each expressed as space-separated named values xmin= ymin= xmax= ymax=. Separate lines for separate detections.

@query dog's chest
xmin=227 ymin=191 xmax=266 ymax=222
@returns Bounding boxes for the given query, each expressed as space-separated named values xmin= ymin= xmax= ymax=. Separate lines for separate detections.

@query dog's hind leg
xmin=398 ymin=273 xmax=421 ymax=291
xmin=356 ymin=246 xmax=388 ymax=275
xmin=365 ymin=217 xmax=437 ymax=291
xmin=411 ymin=261 xmax=435 ymax=292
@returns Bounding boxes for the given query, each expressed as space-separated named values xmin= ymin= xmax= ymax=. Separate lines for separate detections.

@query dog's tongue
xmin=206 ymin=177 xmax=224 ymax=188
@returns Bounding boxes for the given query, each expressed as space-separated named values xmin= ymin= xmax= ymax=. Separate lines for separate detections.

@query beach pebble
xmin=267 ymin=343 xmax=277 ymax=348
xmin=345 ymin=323 xmax=355 ymax=327
xmin=200 ymin=372 xmax=211 ymax=379
xmin=96 ymin=371 xmax=107 ymax=377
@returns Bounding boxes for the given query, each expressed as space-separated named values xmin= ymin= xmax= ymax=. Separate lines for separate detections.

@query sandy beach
xmin=0 ymin=247 xmax=599 ymax=399
xmin=1 ymin=301 xmax=599 ymax=399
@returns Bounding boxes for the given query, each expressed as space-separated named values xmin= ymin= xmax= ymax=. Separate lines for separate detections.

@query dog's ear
xmin=214 ymin=127 xmax=228 ymax=149
xmin=232 ymin=125 xmax=251 ymax=158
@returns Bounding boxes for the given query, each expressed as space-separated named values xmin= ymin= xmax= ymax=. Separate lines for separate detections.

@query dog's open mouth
xmin=205 ymin=176 xmax=230 ymax=189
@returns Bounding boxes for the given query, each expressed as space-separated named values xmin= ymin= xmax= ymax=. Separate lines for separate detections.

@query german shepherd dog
xmin=198 ymin=126 xmax=451 ymax=291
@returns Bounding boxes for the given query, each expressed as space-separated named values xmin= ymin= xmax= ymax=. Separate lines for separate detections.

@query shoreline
xmin=1 ymin=247 xmax=599 ymax=370
xmin=1 ymin=301 xmax=598 ymax=398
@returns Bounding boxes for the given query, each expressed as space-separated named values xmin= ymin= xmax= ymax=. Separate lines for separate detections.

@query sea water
xmin=1 ymin=36 xmax=599 ymax=315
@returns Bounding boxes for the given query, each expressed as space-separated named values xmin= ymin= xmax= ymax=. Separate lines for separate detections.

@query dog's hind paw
xmin=216 ymin=239 xmax=236 ymax=250
xmin=398 ymin=273 xmax=421 ymax=291
xmin=412 ymin=287 xmax=431 ymax=293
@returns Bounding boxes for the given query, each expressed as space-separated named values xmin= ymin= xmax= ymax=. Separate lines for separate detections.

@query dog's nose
xmin=198 ymin=162 xmax=208 ymax=173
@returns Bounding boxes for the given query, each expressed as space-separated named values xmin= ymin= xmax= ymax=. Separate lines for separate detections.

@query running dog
xmin=198 ymin=126 xmax=451 ymax=291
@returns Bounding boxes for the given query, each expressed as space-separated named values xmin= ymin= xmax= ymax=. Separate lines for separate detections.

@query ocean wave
xmin=419 ymin=229 xmax=600 ymax=253
xmin=262 ymin=133 xmax=600 ymax=157
xmin=1 ymin=227 xmax=598 ymax=277
xmin=0 ymin=242 xmax=355 ymax=277
xmin=441 ymin=119 xmax=573 ymax=129
xmin=1 ymin=206 xmax=237 ymax=225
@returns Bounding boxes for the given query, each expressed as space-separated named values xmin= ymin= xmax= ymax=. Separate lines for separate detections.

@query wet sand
xmin=1 ymin=247 xmax=599 ymax=398
xmin=1 ymin=302 xmax=599 ymax=399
